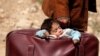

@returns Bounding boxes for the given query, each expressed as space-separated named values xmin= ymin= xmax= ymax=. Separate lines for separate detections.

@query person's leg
xmin=79 ymin=33 xmax=99 ymax=56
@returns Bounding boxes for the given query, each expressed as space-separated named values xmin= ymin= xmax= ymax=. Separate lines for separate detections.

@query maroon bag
xmin=6 ymin=29 xmax=99 ymax=56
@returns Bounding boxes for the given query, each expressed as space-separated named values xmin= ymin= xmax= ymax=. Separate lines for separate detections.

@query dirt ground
xmin=0 ymin=42 xmax=5 ymax=56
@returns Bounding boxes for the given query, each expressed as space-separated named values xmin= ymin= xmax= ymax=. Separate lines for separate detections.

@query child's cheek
xmin=56 ymin=32 xmax=61 ymax=37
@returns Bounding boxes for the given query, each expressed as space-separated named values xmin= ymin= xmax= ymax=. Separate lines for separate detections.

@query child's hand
xmin=57 ymin=17 xmax=70 ymax=24
xmin=73 ymin=39 xmax=79 ymax=44
xmin=48 ymin=35 xmax=58 ymax=39
xmin=44 ymin=31 xmax=49 ymax=37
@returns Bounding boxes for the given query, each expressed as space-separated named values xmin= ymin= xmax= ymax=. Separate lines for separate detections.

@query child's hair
xmin=41 ymin=18 xmax=59 ymax=34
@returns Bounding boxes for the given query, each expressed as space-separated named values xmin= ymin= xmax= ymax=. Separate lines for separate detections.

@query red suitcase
xmin=6 ymin=29 xmax=99 ymax=56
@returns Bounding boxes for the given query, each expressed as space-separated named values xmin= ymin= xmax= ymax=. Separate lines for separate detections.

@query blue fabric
xmin=69 ymin=29 xmax=81 ymax=40
xmin=35 ymin=29 xmax=81 ymax=40
xmin=35 ymin=29 xmax=47 ymax=37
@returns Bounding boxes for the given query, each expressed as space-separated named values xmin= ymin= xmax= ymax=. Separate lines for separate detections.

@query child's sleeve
xmin=60 ymin=28 xmax=72 ymax=37
xmin=70 ymin=30 xmax=81 ymax=40
xmin=35 ymin=29 xmax=47 ymax=37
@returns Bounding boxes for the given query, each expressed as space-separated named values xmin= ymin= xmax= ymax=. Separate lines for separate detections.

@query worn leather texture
xmin=6 ymin=29 xmax=99 ymax=56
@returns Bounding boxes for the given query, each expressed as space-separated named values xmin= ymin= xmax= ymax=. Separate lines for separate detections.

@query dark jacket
xmin=42 ymin=0 xmax=97 ymax=31
xmin=88 ymin=0 xmax=97 ymax=12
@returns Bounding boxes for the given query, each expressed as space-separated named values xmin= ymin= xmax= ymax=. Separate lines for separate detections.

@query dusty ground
xmin=0 ymin=0 xmax=100 ymax=56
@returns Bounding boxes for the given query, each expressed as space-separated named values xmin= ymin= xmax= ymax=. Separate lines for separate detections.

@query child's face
xmin=50 ymin=22 xmax=63 ymax=37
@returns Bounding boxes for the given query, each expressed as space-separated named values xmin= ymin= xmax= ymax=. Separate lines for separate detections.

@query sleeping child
xmin=35 ymin=18 xmax=81 ymax=43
